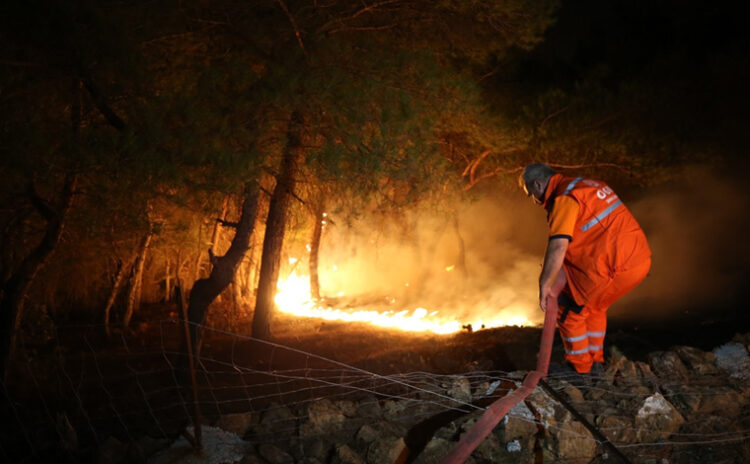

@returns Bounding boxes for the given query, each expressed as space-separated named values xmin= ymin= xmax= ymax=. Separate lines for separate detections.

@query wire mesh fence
xmin=1 ymin=320 xmax=749 ymax=463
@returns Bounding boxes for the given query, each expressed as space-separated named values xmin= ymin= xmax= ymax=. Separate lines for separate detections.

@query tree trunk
xmin=192 ymin=222 xmax=204 ymax=282
xmin=104 ymin=253 xmax=136 ymax=336
xmin=164 ymin=257 xmax=171 ymax=302
xmin=187 ymin=183 xmax=259 ymax=352
xmin=0 ymin=78 xmax=81 ymax=379
xmin=309 ymin=199 xmax=325 ymax=301
xmin=122 ymin=227 xmax=153 ymax=329
xmin=252 ymin=111 xmax=304 ymax=340
xmin=453 ymin=216 xmax=467 ymax=276
xmin=0 ymin=174 xmax=77 ymax=379
xmin=210 ymin=197 xmax=229 ymax=253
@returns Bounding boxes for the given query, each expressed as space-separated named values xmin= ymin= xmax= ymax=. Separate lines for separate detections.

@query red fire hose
xmin=439 ymin=295 xmax=559 ymax=464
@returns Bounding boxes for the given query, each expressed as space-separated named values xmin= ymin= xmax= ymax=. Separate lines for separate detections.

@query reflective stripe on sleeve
xmin=563 ymin=177 xmax=583 ymax=196
xmin=588 ymin=345 xmax=603 ymax=352
xmin=587 ymin=331 xmax=606 ymax=338
xmin=564 ymin=334 xmax=587 ymax=343
xmin=581 ymin=200 xmax=623 ymax=232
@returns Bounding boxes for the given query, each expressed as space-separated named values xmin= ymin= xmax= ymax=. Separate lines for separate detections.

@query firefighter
xmin=520 ymin=163 xmax=651 ymax=375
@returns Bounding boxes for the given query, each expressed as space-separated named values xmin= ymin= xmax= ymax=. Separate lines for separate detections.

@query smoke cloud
xmin=314 ymin=165 xmax=749 ymax=329
xmin=316 ymin=186 xmax=548 ymax=328
xmin=616 ymin=165 xmax=750 ymax=323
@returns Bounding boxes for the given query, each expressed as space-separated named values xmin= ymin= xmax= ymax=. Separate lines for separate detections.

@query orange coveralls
xmin=542 ymin=174 xmax=651 ymax=373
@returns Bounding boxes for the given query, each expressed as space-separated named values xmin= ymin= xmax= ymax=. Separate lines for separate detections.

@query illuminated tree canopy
xmin=0 ymin=0 xmax=747 ymax=368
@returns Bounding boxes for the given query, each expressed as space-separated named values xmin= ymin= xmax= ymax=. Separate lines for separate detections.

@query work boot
xmin=590 ymin=362 xmax=605 ymax=379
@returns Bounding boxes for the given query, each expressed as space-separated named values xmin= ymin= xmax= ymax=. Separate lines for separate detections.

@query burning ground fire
xmin=274 ymin=270 xmax=536 ymax=335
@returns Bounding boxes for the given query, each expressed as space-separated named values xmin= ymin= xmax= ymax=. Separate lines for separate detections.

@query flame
xmin=274 ymin=271 xmax=535 ymax=335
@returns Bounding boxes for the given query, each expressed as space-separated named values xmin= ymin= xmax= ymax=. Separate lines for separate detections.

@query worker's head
xmin=520 ymin=163 xmax=555 ymax=205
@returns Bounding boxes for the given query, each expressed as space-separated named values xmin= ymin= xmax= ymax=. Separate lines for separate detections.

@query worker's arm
xmin=539 ymin=237 xmax=569 ymax=311
xmin=539 ymin=194 xmax=579 ymax=311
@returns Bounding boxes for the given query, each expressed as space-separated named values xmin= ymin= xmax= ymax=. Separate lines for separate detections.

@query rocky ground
xmin=84 ymin=312 xmax=750 ymax=464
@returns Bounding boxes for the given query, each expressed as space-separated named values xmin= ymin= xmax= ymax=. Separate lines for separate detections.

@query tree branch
xmin=548 ymin=162 xmax=632 ymax=174
xmin=76 ymin=66 xmax=126 ymax=131
xmin=539 ymin=105 xmax=569 ymax=128
xmin=275 ymin=0 xmax=310 ymax=63
xmin=215 ymin=218 xmax=240 ymax=228
xmin=325 ymin=23 xmax=399 ymax=35
xmin=0 ymin=59 xmax=40 ymax=67
xmin=318 ymin=0 xmax=403 ymax=33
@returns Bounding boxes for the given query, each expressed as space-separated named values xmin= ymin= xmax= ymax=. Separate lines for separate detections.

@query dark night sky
xmin=506 ymin=0 xmax=750 ymax=166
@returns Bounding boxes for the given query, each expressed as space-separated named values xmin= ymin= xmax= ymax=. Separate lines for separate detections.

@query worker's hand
xmin=539 ymin=284 xmax=553 ymax=312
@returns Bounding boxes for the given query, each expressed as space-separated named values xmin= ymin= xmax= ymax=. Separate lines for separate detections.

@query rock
xmin=363 ymin=419 xmax=408 ymax=439
xmin=697 ymin=387 xmax=745 ymax=417
xmin=506 ymin=439 xmax=522 ymax=452
xmin=433 ymin=416 xmax=461 ymax=441
xmin=614 ymin=358 xmax=639 ymax=385
xmin=713 ymin=342 xmax=750 ymax=380
xmin=412 ymin=437 xmax=453 ymax=464
xmin=635 ymin=392 xmax=685 ymax=442
xmin=356 ymin=424 xmax=380 ymax=443
xmin=286 ymin=437 xmax=306 ymax=461
xmin=732 ymin=332 xmax=750 ymax=347
xmin=647 ymin=351 xmax=689 ymax=380
xmin=562 ymin=384 xmax=584 ymax=403
xmin=355 ymin=395 xmax=382 ymax=419
xmin=366 ymin=437 xmax=406 ymax=464
xmin=148 ymin=426 xmax=250 ymax=464
xmin=443 ymin=375 xmax=472 ymax=404
xmin=526 ymin=387 xmax=570 ymax=430
xmin=615 ymin=384 xmax=651 ymax=412
xmin=97 ymin=436 xmax=127 ymax=464
xmin=335 ymin=444 xmax=365 ymax=464
xmin=596 ymin=415 xmax=638 ymax=445
xmin=382 ymin=399 xmax=407 ymax=420
xmin=302 ymin=438 xmax=330 ymax=462
xmin=473 ymin=379 xmax=511 ymax=400
xmin=663 ymin=385 xmax=702 ymax=414
xmin=674 ymin=345 xmax=720 ymax=375
xmin=297 ymin=459 xmax=323 ymax=464
xmin=335 ymin=400 xmax=358 ymax=417
xmin=258 ymin=443 xmax=294 ymax=464
xmin=300 ymin=399 xmax=346 ymax=437
xmin=608 ymin=345 xmax=628 ymax=372
xmin=215 ymin=412 xmax=254 ymax=437
xmin=585 ymin=385 xmax=607 ymax=401
xmin=128 ymin=435 xmax=170 ymax=461
xmin=474 ymin=432 xmax=505 ymax=462
xmin=553 ymin=421 xmax=596 ymax=461
xmin=254 ymin=404 xmax=296 ymax=439
xmin=240 ymin=455 xmax=265 ymax=464
xmin=636 ymin=361 xmax=657 ymax=379
xmin=503 ymin=401 xmax=538 ymax=443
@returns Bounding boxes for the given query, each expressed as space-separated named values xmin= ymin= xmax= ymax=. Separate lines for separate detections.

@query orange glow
xmin=274 ymin=271 xmax=535 ymax=334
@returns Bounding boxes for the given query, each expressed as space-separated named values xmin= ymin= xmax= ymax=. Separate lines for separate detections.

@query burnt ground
xmin=1 ymin=300 xmax=748 ymax=463
xmin=225 ymin=301 xmax=750 ymax=376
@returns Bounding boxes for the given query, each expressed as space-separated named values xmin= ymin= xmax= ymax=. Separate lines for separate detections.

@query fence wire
xmin=1 ymin=320 xmax=748 ymax=463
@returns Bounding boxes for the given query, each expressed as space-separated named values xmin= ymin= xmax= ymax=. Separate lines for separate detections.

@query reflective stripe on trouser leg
xmin=583 ymin=257 xmax=651 ymax=365
xmin=557 ymin=300 xmax=592 ymax=373
xmin=587 ymin=307 xmax=607 ymax=363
